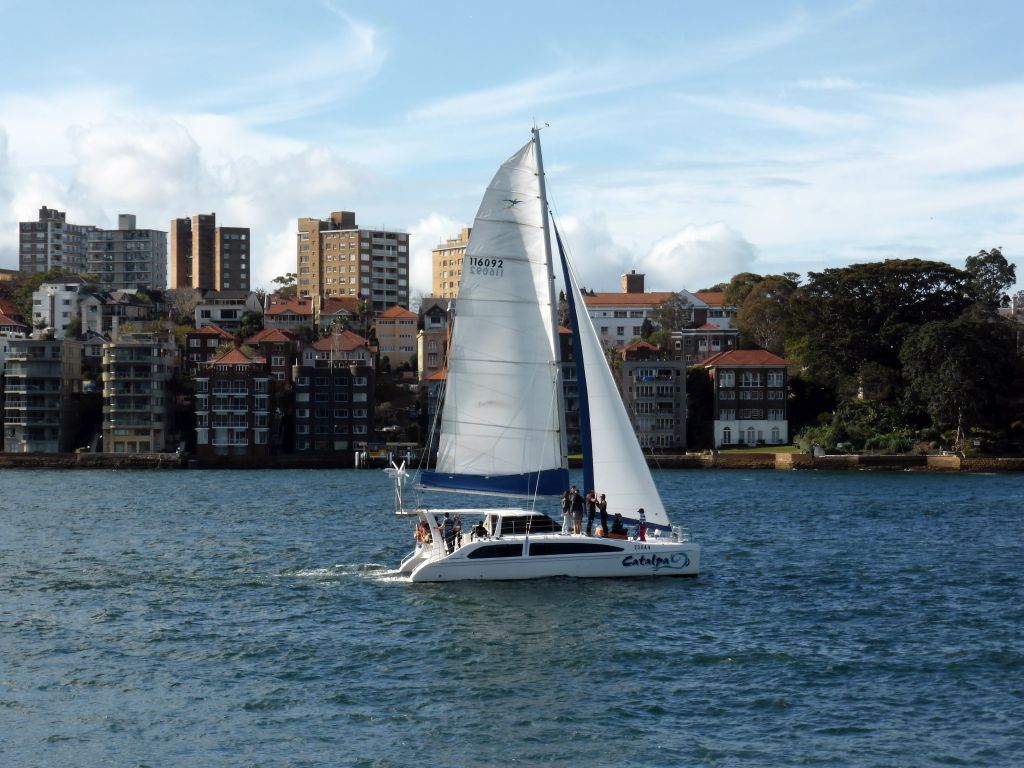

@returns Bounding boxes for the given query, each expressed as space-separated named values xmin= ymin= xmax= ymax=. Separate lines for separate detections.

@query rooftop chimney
xmin=622 ymin=270 xmax=645 ymax=294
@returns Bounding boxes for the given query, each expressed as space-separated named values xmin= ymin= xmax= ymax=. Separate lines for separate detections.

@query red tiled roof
xmin=378 ymin=305 xmax=416 ymax=319
xmin=583 ymin=292 xmax=676 ymax=307
xmin=209 ymin=347 xmax=265 ymax=364
xmin=703 ymin=349 xmax=788 ymax=367
xmin=696 ymin=322 xmax=721 ymax=330
xmin=245 ymin=328 xmax=298 ymax=344
xmin=192 ymin=324 xmax=238 ymax=339
xmin=311 ymin=329 xmax=372 ymax=352
xmin=321 ymin=297 xmax=359 ymax=315
xmin=0 ymin=298 xmax=21 ymax=317
xmin=265 ymin=297 xmax=313 ymax=317
xmin=694 ymin=291 xmax=725 ymax=306
xmin=0 ymin=314 xmax=28 ymax=328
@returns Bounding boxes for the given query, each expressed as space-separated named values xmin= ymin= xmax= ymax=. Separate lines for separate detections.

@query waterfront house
xmin=417 ymin=297 xmax=450 ymax=383
xmin=290 ymin=357 xmax=375 ymax=453
xmin=80 ymin=290 xmax=156 ymax=337
xmin=263 ymin=295 xmax=315 ymax=332
xmin=704 ymin=349 xmax=789 ymax=448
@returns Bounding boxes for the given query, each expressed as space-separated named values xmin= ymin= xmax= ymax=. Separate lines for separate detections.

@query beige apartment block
xmin=297 ymin=211 xmax=409 ymax=314
xmin=431 ymin=227 xmax=470 ymax=299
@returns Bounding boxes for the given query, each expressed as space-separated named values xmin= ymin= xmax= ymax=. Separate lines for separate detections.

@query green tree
xmin=965 ymin=247 xmax=1016 ymax=310
xmin=899 ymin=312 xmax=1018 ymax=432
xmin=271 ymin=272 xmax=298 ymax=299
xmin=734 ymin=274 xmax=799 ymax=354
xmin=650 ymin=291 xmax=693 ymax=332
xmin=722 ymin=272 xmax=765 ymax=309
xmin=788 ymin=259 xmax=974 ymax=390
xmin=238 ymin=310 xmax=264 ymax=340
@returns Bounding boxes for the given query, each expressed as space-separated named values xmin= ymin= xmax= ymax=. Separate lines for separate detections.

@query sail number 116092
xmin=469 ymin=257 xmax=504 ymax=277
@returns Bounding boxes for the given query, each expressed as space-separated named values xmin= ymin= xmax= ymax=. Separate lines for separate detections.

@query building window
xmin=719 ymin=371 xmax=734 ymax=387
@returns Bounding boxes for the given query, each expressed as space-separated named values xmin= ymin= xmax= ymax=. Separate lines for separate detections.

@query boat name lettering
xmin=621 ymin=552 xmax=690 ymax=571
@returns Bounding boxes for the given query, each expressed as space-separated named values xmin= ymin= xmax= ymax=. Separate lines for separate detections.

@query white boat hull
xmin=406 ymin=534 xmax=700 ymax=583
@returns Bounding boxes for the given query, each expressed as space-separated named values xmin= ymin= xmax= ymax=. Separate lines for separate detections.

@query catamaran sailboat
xmin=389 ymin=128 xmax=700 ymax=582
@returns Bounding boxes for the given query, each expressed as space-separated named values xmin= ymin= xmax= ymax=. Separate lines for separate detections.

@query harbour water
xmin=1 ymin=468 xmax=1022 ymax=767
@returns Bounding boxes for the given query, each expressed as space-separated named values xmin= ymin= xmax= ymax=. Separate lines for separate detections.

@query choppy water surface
xmin=1 ymin=468 xmax=1022 ymax=767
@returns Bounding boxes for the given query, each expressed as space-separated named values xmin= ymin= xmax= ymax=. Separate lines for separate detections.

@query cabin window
xmin=499 ymin=516 xmax=561 ymax=536
xmin=466 ymin=544 xmax=523 ymax=559
xmin=529 ymin=542 xmax=625 ymax=556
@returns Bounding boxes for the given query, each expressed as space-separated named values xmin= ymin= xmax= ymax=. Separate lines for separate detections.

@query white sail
xmin=562 ymin=256 xmax=671 ymax=528
xmin=424 ymin=138 xmax=567 ymax=495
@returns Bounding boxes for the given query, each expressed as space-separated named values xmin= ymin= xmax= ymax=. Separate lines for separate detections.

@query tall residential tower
xmin=296 ymin=211 xmax=409 ymax=314
xmin=18 ymin=206 xmax=96 ymax=274
xmin=170 ymin=213 xmax=250 ymax=290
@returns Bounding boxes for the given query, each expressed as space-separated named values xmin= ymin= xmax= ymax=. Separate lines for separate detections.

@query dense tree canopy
xmin=651 ymin=291 xmax=693 ymax=332
xmin=899 ymin=312 xmax=1018 ymax=432
xmin=788 ymin=259 xmax=975 ymax=387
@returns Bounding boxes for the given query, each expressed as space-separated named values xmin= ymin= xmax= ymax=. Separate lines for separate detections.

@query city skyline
xmin=1 ymin=0 xmax=1022 ymax=299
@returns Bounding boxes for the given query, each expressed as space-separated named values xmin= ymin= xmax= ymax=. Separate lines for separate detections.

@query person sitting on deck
xmin=415 ymin=520 xmax=431 ymax=546
xmin=472 ymin=521 xmax=487 ymax=540
xmin=608 ymin=512 xmax=629 ymax=539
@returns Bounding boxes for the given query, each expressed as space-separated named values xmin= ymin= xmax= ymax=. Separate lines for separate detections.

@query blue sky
xmin=1 ymin=0 xmax=1022 ymax=297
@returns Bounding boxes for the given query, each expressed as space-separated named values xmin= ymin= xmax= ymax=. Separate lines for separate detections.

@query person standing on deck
xmin=440 ymin=512 xmax=456 ymax=553
xmin=570 ymin=486 xmax=584 ymax=534
xmin=585 ymin=490 xmax=597 ymax=536
xmin=636 ymin=508 xmax=647 ymax=542
xmin=560 ymin=491 xmax=572 ymax=534
xmin=598 ymin=493 xmax=608 ymax=536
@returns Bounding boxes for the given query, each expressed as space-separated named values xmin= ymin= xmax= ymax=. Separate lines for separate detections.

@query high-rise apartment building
xmin=431 ymin=227 xmax=470 ymax=299
xmin=101 ymin=331 xmax=177 ymax=453
xmin=170 ymin=213 xmax=250 ymax=290
xmin=87 ymin=214 xmax=168 ymax=291
xmin=18 ymin=206 xmax=96 ymax=274
xmin=296 ymin=211 xmax=409 ymax=314
xmin=3 ymin=337 xmax=83 ymax=452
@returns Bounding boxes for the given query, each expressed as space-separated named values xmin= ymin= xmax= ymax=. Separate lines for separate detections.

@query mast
xmin=533 ymin=126 xmax=569 ymax=468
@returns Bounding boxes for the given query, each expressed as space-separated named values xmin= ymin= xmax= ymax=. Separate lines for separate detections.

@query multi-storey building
xmin=194 ymin=348 xmax=273 ymax=459
xmin=431 ymin=227 xmax=470 ymax=299
xmin=101 ymin=331 xmax=177 ymax=453
xmin=671 ymin=323 xmax=740 ymax=365
xmin=170 ymin=213 xmax=250 ymax=290
xmin=291 ymin=357 xmax=374 ymax=453
xmin=299 ymin=330 xmax=376 ymax=369
xmin=18 ymin=206 xmax=96 ymax=274
xmin=704 ymin=349 xmax=789 ymax=448
xmin=184 ymin=325 xmax=239 ymax=378
xmin=31 ymin=278 xmax=93 ymax=339
xmin=244 ymin=328 xmax=302 ymax=384
xmin=617 ymin=341 xmax=687 ymax=451
xmin=3 ymin=338 xmax=83 ymax=452
xmin=296 ymin=210 xmax=409 ymax=312
xmin=86 ymin=214 xmax=168 ymax=290
xmin=583 ymin=272 xmax=676 ymax=349
xmin=375 ymin=305 xmax=417 ymax=368
xmin=417 ymin=298 xmax=450 ymax=383
xmin=583 ymin=272 xmax=738 ymax=350
xmin=80 ymin=290 xmax=157 ymax=336
xmin=194 ymin=290 xmax=262 ymax=331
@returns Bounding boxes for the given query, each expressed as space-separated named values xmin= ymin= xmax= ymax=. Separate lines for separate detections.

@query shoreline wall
xmin=2 ymin=452 xmax=1024 ymax=472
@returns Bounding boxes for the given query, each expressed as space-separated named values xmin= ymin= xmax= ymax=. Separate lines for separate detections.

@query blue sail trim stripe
xmin=420 ymin=468 xmax=570 ymax=497
xmin=553 ymin=223 xmax=594 ymax=495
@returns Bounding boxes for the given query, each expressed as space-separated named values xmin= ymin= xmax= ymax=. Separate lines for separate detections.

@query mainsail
xmin=421 ymin=137 xmax=568 ymax=496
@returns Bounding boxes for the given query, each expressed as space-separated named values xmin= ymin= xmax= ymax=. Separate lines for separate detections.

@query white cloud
xmin=408 ymin=213 xmax=465 ymax=301
xmin=643 ymin=223 xmax=758 ymax=291
xmin=794 ymin=77 xmax=860 ymax=90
